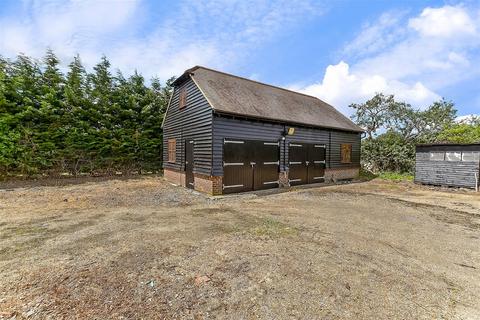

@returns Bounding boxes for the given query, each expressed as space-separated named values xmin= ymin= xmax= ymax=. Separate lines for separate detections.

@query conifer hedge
xmin=0 ymin=50 xmax=173 ymax=178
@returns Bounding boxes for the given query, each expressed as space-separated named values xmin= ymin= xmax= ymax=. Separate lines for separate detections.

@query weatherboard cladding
xmin=211 ymin=115 xmax=361 ymax=176
xmin=162 ymin=78 xmax=213 ymax=176
xmin=414 ymin=144 xmax=480 ymax=189
xmin=329 ymin=131 xmax=361 ymax=167
xmin=212 ymin=116 xmax=284 ymax=176
xmin=415 ymin=154 xmax=479 ymax=188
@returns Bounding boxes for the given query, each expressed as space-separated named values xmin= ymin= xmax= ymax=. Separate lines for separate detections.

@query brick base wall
xmin=325 ymin=167 xmax=359 ymax=182
xmin=164 ymin=168 xmax=186 ymax=186
xmin=194 ymin=173 xmax=223 ymax=195
xmin=279 ymin=171 xmax=289 ymax=188
xmin=165 ymin=167 xmax=359 ymax=194
xmin=211 ymin=176 xmax=223 ymax=195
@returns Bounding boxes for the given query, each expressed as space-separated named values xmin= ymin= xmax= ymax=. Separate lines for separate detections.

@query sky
xmin=0 ymin=0 xmax=479 ymax=117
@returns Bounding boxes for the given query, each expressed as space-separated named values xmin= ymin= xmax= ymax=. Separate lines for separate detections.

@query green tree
xmin=36 ymin=49 xmax=66 ymax=170
xmin=0 ymin=50 xmax=172 ymax=178
xmin=437 ymin=122 xmax=480 ymax=143
xmin=349 ymin=93 xmax=396 ymax=139
xmin=350 ymin=94 xmax=458 ymax=173
xmin=63 ymin=54 xmax=94 ymax=173
xmin=8 ymin=54 xmax=44 ymax=174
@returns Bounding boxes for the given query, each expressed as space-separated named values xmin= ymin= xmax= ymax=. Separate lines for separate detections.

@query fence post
xmin=475 ymin=171 xmax=479 ymax=192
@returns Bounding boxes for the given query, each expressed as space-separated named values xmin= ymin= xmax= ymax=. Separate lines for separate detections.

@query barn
xmin=415 ymin=143 xmax=480 ymax=190
xmin=162 ymin=66 xmax=363 ymax=195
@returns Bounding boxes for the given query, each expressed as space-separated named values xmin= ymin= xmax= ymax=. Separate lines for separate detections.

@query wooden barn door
xmin=185 ymin=140 xmax=194 ymax=189
xmin=307 ymin=144 xmax=326 ymax=183
xmin=254 ymin=141 xmax=280 ymax=190
xmin=223 ymin=139 xmax=279 ymax=193
xmin=288 ymin=143 xmax=308 ymax=185
xmin=223 ymin=139 xmax=253 ymax=193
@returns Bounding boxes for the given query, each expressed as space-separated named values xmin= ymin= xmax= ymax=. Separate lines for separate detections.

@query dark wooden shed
xmin=162 ymin=66 xmax=363 ymax=195
xmin=415 ymin=143 xmax=480 ymax=190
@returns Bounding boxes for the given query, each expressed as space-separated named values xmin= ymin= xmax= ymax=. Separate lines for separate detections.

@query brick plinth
xmin=194 ymin=173 xmax=223 ymax=195
xmin=325 ymin=167 xmax=359 ymax=182
xmin=166 ymin=167 xmax=359 ymax=194
xmin=279 ymin=171 xmax=289 ymax=188
xmin=211 ymin=176 xmax=223 ymax=195
xmin=163 ymin=168 xmax=186 ymax=186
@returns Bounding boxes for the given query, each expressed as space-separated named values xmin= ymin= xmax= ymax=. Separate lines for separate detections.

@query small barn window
xmin=341 ymin=144 xmax=352 ymax=163
xmin=462 ymin=152 xmax=480 ymax=162
xmin=179 ymin=87 xmax=187 ymax=109
xmin=168 ymin=139 xmax=176 ymax=163
xmin=445 ymin=152 xmax=461 ymax=161
xmin=429 ymin=152 xmax=444 ymax=161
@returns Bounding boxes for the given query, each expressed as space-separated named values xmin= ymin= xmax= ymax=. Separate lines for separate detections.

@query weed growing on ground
xmin=250 ymin=217 xmax=298 ymax=237
xmin=378 ymin=171 xmax=414 ymax=182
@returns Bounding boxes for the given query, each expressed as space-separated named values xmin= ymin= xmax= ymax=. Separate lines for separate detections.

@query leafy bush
xmin=437 ymin=122 xmax=480 ymax=144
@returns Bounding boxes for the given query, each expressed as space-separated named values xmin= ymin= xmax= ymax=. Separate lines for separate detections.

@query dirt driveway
xmin=1 ymin=177 xmax=479 ymax=319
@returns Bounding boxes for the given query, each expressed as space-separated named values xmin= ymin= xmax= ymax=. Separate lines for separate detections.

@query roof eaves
xmin=160 ymin=86 xmax=175 ymax=129
xmin=172 ymin=66 xmax=201 ymax=86
xmin=213 ymin=110 xmax=364 ymax=133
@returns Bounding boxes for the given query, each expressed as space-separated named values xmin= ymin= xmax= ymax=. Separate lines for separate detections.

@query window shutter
xmin=179 ymin=88 xmax=187 ymax=109
xmin=168 ymin=139 xmax=176 ymax=163
xmin=341 ymin=144 xmax=352 ymax=164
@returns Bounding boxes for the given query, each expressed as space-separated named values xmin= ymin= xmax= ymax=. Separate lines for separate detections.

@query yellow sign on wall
xmin=287 ymin=127 xmax=295 ymax=135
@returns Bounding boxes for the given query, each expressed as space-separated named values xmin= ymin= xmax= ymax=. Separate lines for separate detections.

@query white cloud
xmin=342 ymin=11 xmax=408 ymax=59
xmin=0 ymin=0 xmax=140 ymax=59
xmin=0 ymin=0 xmax=324 ymax=81
xmin=294 ymin=4 xmax=480 ymax=114
xmin=409 ymin=5 xmax=477 ymax=37
xmin=295 ymin=61 xmax=440 ymax=114
xmin=455 ymin=114 xmax=480 ymax=124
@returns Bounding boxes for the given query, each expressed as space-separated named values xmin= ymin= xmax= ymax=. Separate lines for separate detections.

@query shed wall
xmin=415 ymin=152 xmax=480 ymax=188
xmin=162 ymin=78 xmax=213 ymax=175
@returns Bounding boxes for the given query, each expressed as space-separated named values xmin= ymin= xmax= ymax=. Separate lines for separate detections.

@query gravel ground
xmin=0 ymin=177 xmax=479 ymax=319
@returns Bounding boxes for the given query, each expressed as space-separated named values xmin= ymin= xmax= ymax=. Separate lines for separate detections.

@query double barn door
xmin=223 ymin=139 xmax=279 ymax=193
xmin=288 ymin=143 xmax=326 ymax=186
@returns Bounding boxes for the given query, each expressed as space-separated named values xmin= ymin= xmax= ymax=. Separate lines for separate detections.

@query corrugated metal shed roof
xmin=178 ymin=66 xmax=363 ymax=132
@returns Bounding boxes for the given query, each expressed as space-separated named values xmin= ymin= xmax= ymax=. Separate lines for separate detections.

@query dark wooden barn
xmin=162 ymin=66 xmax=363 ymax=195
xmin=415 ymin=143 xmax=480 ymax=190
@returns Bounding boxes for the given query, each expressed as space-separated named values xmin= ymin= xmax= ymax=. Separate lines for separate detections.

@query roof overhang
xmin=213 ymin=110 xmax=364 ymax=133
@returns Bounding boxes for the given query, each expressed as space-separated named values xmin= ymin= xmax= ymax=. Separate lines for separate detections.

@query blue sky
xmin=0 ymin=0 xmax=479 ymax=117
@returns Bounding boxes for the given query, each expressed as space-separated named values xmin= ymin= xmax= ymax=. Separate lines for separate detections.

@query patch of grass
xmin=250 ymin=217 xmax=298 ymax=238
xmin=377 ymin=171 xmax=414 ymax=182
xmin=0 ymin=225 xmax=48 ymax=240
xmin=359 ymin=168 xmax=377 ymax=181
